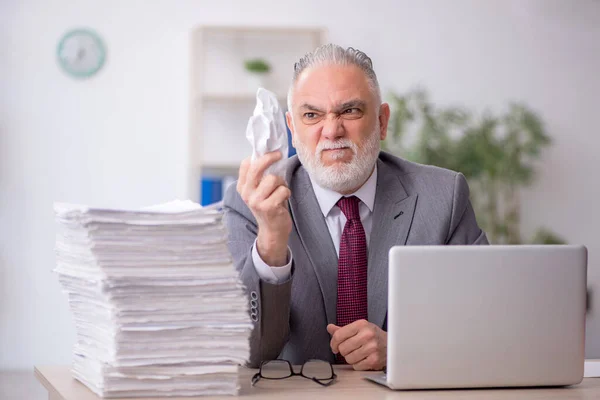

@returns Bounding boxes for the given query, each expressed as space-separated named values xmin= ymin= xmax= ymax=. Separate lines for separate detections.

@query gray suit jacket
xmin=223 ymin=151 xmax=488 ymax=368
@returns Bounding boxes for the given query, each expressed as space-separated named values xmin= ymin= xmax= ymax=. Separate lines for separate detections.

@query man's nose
xmin=321 ymin=114 xmax=345 ymax=140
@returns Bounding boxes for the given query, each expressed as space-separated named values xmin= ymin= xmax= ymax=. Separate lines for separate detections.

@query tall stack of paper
xmin=54 ymin=200 xmax=252 ymax=397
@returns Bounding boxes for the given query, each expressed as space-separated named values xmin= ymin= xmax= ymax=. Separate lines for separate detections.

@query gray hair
xmin=287 ymin=43 xmax=382 ymax=112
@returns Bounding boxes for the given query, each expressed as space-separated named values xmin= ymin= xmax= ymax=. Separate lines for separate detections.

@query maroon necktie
xmin=336 ymin=196 xmax=368 ymax=328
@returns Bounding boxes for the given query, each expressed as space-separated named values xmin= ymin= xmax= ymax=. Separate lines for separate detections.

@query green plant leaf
xmin=530 ymin=228 xmax=567 ymax=245
xmin=244 ymin=59 xmax=271 ymax=73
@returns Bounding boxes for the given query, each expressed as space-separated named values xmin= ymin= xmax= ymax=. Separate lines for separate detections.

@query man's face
xmin=286 ymin=64 xmax=390 ymax=193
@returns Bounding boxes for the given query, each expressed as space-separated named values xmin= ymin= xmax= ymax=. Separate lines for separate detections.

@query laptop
xmin=366 ymin=245 xmax=587 ymax=390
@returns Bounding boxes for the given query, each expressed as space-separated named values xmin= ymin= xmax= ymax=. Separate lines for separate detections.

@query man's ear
xmin=378 ymin=103 xmax=391 ymax=140
xmin=286 ymin=111 xmax=296 ymax=147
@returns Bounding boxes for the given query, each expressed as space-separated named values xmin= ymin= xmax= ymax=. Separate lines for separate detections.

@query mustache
xmin=316 ymin=139 xmax=357 ymax=155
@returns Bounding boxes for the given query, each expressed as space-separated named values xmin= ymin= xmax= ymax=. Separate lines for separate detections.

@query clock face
xmin=57 ymin=29 xmax=106 ymax=78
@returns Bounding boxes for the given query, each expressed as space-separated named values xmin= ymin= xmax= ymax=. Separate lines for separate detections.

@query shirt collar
xmin=309 ymin=164 xmax=378 ymax=217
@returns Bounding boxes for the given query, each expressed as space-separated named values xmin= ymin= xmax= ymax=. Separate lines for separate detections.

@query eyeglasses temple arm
xmin=251 ymin=372 xmax=261 ymax=386
xmin=311 ymin=376 xmax=336 ymax=386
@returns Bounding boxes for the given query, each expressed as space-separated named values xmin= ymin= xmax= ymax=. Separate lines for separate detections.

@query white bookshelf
xmin=188 ymin=25 xmax=326 ymax=202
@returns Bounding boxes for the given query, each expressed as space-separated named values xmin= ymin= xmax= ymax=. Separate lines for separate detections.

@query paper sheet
xmin=245 ymin=88 xmax=289 ymax=177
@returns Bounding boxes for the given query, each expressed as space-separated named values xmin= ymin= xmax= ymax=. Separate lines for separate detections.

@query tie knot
xmin=337 ymin=196 xmax=361 ymax=220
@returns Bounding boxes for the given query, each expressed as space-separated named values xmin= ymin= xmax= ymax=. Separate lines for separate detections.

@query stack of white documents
xmin=54 ymin=200 xmax=252 ymax=397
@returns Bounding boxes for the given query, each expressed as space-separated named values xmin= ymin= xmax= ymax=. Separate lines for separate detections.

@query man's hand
xmin=237 ymin=151 xmax=292 ymax=267
xmin=327 ymin=320 xmax=387 ymax=371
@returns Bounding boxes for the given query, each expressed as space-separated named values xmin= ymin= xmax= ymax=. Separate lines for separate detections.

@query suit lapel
xmin=368 ymin=159 xmax=418 ymax=328
xmin=289 ymin=166 xmax=339 ymax=326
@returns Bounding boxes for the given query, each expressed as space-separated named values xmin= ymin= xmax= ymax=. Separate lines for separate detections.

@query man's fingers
xmin=236 ymin=157 xmax=251 ymax=193
xmin=337 ymin=328 xmax=375 ymax=358
xmin=247 ymin=175 xmax=286 ymax=209
xmin=329 ymin=320 xmax=366 ymax=354
xmin=343 ymin=340 xmax=377 ymax=365
xmin=326 ymin=324 xmax=340 ymax=336
xmin=263 ymin=185 xmax=291 ymax=210
xmin=245 ymin=152 xmax=282 ymax=190
xmin=352 ymin=354 xmax=374 ymax=371
xmin=352 ymin=352 xmax=385 ymax=371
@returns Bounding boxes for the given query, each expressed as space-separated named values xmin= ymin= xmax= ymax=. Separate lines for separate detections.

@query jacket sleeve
xmin=222 ymin=184 xmax=293 ymax=368
xmin=446 ymin=173 xmax=490 ymax=245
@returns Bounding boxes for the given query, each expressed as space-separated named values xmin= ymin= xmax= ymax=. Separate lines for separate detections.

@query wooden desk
xmin=35 ymin=365 xmax=600 ymax=400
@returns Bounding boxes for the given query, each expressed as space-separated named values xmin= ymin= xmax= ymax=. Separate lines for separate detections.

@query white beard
xmin=294 ymin=126 xmax=381 ymax=193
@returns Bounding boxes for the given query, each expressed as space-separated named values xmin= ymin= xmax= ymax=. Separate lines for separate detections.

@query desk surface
xmin=35 ymin=365 xmax=600 ymax=400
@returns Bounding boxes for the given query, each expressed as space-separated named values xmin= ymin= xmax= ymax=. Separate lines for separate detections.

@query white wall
xmin=1 ymin=0 xmax=599 ymax=369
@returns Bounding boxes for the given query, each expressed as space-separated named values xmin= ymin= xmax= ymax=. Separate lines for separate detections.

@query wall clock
xmin=57 ymin=28 xmax=106 ymax=79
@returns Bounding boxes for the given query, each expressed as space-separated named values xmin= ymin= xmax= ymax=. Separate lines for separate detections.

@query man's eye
xmin=304 ymin=112 xmax=317 ymax=119
xmin=342 ymin=108 xmax=363 ymax=118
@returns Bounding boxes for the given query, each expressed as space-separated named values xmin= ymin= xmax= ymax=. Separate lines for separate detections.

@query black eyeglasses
xmin=251 ymin=359 xmax=337 ymax=387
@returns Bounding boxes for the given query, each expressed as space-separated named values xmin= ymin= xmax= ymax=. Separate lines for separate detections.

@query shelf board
xmin=200 ymin=163 xmax=241 ymax=175
xmin=200 ymin=92 xmax=288 ymax=102
xmin=198 ymin=25 xmax=324 ymax=35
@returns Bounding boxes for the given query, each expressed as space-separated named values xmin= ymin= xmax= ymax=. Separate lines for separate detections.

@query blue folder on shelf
xmin=200 ymin=177 xmax=223 ymax=206
xmin=287 ymin=124 xmax=296 ymax=157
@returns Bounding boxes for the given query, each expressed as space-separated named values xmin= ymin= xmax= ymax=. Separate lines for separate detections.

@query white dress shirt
xmin=251 ymin=166 xmax=378 ymax=284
